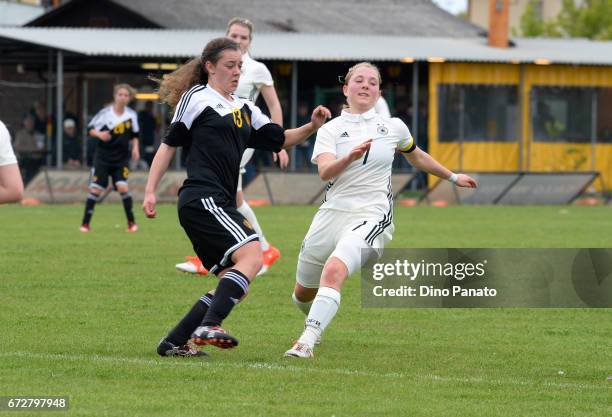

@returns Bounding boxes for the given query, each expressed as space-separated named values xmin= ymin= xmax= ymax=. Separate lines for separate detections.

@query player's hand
xmin=131 ymin=148 xmax=140 ymax=162
xmin=456 ymin=174 xmax=478 ymax=188
xmin=97 ymin=131 xmax=111 ymax=142
xmin=310 ymin=105 xmax=332 ymax=129
xmin=273 ymin=149 xmax=289 ymax=169
xmin=346 ymin=139 xmax=372 ymax=163
xmin=142 ymin=192 xmax=157 ymax=218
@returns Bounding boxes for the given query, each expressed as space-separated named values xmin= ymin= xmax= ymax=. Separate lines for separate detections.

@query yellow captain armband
xmin=398 ymin=137 xmax=416 ymax=154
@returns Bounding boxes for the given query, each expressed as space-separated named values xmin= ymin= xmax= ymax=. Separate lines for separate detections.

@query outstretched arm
xmin=283 ymin=106 xmax=331 ymax=149
xmin=143 ymin=143 xmax=177 ymax=218
xmin=404 ymin=147 xmax=477 ymax=188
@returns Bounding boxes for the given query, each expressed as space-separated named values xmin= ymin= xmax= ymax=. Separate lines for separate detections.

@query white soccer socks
xmin=237 ymin=201 xmax=269 ymax=251
xmin=298 ymin=287 xmax=341 ymax=348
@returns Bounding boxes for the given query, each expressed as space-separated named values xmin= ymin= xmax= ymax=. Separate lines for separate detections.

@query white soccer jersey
xmin=311 ymin=108 xmax=414 ymax=214
xmin=0 ymin=120 xmax=17 ymax=166
xmin=235 ymin=53 xmax=274 ymax=102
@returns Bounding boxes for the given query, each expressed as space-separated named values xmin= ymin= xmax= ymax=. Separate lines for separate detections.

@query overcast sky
xmin=432 ymin=0 xmax=468 ymax=15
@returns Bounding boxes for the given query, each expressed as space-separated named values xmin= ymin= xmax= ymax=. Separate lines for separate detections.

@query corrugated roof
xmin=29 ymin=0 xmax=484 ymax=37
xmin=1 ymin=27 xmax=612 ymax=65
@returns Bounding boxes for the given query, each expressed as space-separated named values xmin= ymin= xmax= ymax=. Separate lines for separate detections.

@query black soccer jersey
xmin=88 ymin=106 xmax=140 ymax=165
xmin=164 ymin=84 xmax=285 ymax=207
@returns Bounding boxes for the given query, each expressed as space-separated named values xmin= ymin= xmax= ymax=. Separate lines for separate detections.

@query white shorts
xmin=296 ymin=209 xmax=393 ymax=288
xmin=237 ymin=148 xmax=255 ymax=192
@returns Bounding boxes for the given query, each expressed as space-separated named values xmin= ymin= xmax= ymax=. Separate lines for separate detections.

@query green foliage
xmin=0 ymin=204 xmax=610 ymax=416
xmin=519 ymin=0 xmax=562 ymax=37
xmin=557 ymin=0 xmax=612 ymax=39
xmin=519 ymin=0 xmax=612 ymax=39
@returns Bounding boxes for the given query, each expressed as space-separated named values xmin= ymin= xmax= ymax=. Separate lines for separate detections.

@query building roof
xmin=1 ymin=27 xmax=612 ymax=66
xmin=27 ymin=0 xmax=485 ymax=37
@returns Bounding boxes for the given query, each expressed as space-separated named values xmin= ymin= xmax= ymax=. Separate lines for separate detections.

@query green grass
xmin=0 ymin=204 xmax=611 ymax=417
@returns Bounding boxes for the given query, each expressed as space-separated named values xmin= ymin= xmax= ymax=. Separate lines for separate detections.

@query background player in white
xmin=374 ymin=96 xmax=391 ymax=118
xmin=0 ymin=120 xmax=24 ymax=204
xmin=80 ymin=84 xmax=140 ymax=232
xmin=285 ymin=63 xmax=477 ymax=358
xmin=176 ymin=17 xmax=287 ymax=276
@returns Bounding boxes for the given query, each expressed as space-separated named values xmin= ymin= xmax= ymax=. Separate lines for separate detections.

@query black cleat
xmin=157 ymin=338 xmax=208 ymax=357
xmin=191 ymin=326 xmax=239 ymax=349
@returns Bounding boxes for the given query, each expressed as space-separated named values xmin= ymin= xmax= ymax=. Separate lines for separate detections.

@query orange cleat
xmin=258 ymin=245 xmax=280 ymax=276
xmin=79 ymin=224 xmax=90 ymax=233
xmin=176 ymin=255 xmax=209 ymax=275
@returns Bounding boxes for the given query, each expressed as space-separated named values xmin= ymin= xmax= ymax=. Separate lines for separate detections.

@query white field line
xmin=0 ymin=351 xmax=608 ymax=391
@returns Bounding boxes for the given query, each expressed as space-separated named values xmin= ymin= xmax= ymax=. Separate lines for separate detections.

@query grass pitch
xmin=0 ymin=204 xmax=610 ymax=417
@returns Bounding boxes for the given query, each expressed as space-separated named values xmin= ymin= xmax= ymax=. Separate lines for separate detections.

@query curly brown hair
xmin=152 ymin=37 xmax=240 ymax=109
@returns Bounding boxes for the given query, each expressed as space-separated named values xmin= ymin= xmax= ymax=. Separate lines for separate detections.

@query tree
xmin=518 ymin=0 xmax=612 ymax=40
xmin=557 ymin=0 xmax=612 ymax=40
xmin=517 ymin=0 xmax=561 ymax=36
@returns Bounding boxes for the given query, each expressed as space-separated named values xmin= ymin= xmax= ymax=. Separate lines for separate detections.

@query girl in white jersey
xmin=176 ymin=17 xmax=287 ymax=276
xmin=285 ymin=63 xmax=477 ymax=358
xmin=0 ymin=120 xmax=24 ymax=203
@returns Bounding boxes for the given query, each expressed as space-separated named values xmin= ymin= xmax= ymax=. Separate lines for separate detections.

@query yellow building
xmin=428 ymin=57 xmax=612 ymax=190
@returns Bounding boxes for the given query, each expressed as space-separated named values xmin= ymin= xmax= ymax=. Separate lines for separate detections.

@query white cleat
xmin=256 ymin=264 xmax=269 ymax=276
xmin=176 ymin=261 xmax=198 ymax=274
xmin=284 ymin=342 xmax=314 ymax=358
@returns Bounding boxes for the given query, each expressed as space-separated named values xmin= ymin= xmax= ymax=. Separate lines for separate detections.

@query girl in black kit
xmin=81 ymin=84 xmax=140 ymax=232
xmin=144 ymin=37 xmax=330 ymax=356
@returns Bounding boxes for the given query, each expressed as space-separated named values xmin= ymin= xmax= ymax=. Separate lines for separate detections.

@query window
xmin=531 ymin=87 xmax=594 ymax=143
xmin=438 ymin=84 xmax=518 ymax=142
xmin=597 ymin=88 xmax=612 ymax=144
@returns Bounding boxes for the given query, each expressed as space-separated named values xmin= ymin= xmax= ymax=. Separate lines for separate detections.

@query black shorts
xmin=90 ymin=163 xmax=129 ymax=190
xmin=178 ymin=196 xmax=258 ymax=275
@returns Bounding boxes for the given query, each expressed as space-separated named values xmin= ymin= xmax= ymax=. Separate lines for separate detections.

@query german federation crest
xmin=377 ymin=124 xmax=388 ymax=135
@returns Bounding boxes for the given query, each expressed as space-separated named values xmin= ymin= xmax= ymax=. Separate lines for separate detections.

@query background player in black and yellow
xmin=143 ymin=37 xmax=330 ymax=356
xmin=80 ymin=84 xmax=140 ymax=232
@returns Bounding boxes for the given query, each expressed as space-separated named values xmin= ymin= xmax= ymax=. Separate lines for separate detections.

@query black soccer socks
xmin=120 ymin=191 xmax=135 ymax=223
xmin=167 ymin=293 xmax=214 ymax=346
xmin=81 ymin=193 xmax=98 ymax=225
xmin=201 ymin=270 xmax=249 ymax=327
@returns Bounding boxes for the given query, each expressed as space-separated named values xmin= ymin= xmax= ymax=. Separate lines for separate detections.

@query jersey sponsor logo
xmin=215 ymin=103 xmax=225 ymax=110
xmin=112 ymin=120 xmax=132 ymax=135
xmin=376 ymin=124 xmax=389 ymax=135
xmin=340 ymin=131 xmax=350 ymax=138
